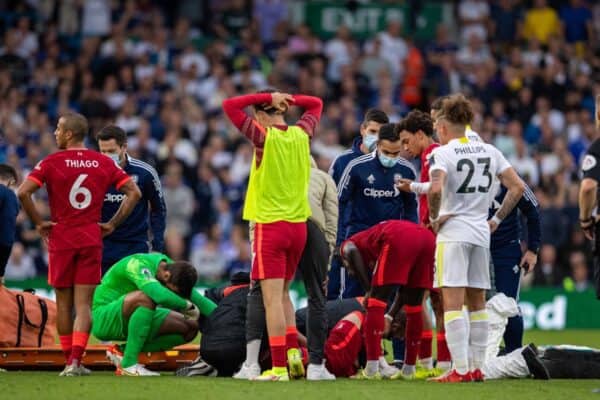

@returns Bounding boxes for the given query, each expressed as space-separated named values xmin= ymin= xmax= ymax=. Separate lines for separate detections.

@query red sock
xmin=269 ymin=335 xmax=287 ymax=368
xmin=59 ymin=334 xmax=72 ymax=363
xmin=419 ymin=330 xmax=433 ymax=360
xmin=68 ymin=331 xmax=90 ymax=366
xmin=364 ymin=298 xmax=386 ymax=361
xmin=437 ymin=332 xmax=451 ymax=363
xmin=285 ymin=326 xmax=299 ymax=350
xmin=404 ymin=305 xmax=423 ymax=366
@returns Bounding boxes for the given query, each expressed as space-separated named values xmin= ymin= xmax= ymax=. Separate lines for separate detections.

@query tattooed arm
xmin=490 ymin=167 xmax=525 ymax=233
xmin=428 ymin=169 xmax=445 ymax=220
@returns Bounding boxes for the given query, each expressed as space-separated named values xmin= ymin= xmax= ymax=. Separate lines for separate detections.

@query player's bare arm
xmin=100 ymin=179 xmax=142 ymax=237
xmin=340 ymin=242 xmax=371 ymax=292
xmin=580 ymin=179 xmax=598 ymax=240
xmin=491 ymin=167 xmax=525 ymax=234
xmin=428 ymin=169 xmax=450 ymax=232
xmin=17 ymin=179 xmax=55 ymax=239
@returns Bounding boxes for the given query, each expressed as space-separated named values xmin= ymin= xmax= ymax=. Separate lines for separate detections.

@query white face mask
xmin=364 ymin=134 xmax=378 ymax=151
xmin=107 ymin=152 xmax=120 ymax=165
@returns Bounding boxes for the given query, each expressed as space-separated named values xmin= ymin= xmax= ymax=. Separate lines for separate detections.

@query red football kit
xmin=27 ymin=149 xmax=130 ymax=287
xmin=342 ymin=220 xmax=435 ymax=289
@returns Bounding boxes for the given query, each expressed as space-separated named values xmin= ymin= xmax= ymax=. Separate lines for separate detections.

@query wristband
xmin=384 ymin=314 xmax=393 ymax=322
xmin=491 ymin=215 xmax=503 ymax=226
xmin=409 ymin=182 xmax=431 ymax=194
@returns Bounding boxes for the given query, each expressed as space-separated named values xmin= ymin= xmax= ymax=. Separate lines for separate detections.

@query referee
xmin=578 ymin=95 xmax=600 ymax=299
xmin=97 ymin=125 xmax=166 ymax=273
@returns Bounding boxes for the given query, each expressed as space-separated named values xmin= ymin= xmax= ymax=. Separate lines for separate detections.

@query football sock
xmin=402 ymin=364 xmax=416 ymax=376
xmin=444 ymin=311 xmax=469 ymax=375
xmin=59 ymin=334 xmax=72 ymax=363
xmin=503 ymin=314 xmax=524 ymax=353
xmin=365 ymin=360 xmax=379 ymax=376
xmin=121 ymin=307 xmax=154 ymax=368
xmin=140 ymin=334 xmax=186 ymax=352
xmin=269 ymin=335 xmax=286 ymax=368
xmin=286 ymin=326 xmax=299 ymax=350
xmin=245 ymin=339 xmax=261 ymax=365
xmin=69 ymin=331 xmax=89 ymax=366
xmin=469 ymin=310 xmax=489 ymax=370
xmin=404 ymin=305 xmax=423 ymax=368
xmin=392 ymin=338 xmax=405 ymax=362
xmin=419 ymin=330 xmax=433 ymax=367
xmin=437 ymin=332 xmax=451 ymax=364
xmin=364 ymin=298 xmax=386 ymax=362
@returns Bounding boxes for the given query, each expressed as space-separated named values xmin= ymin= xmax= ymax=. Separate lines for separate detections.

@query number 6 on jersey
xmin=69 ymin=174 xmax=92 ymax=209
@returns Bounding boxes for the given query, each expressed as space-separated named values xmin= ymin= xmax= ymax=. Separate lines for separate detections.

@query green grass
xmin=2 ymin=330 xmax=600 ymax=400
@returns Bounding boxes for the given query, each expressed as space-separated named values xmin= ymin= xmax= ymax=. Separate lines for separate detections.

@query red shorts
xmin=48 ymin=246 xmax=102 ymax=288
xmin=324 ymin=319 xmax=363 ymax=377
xmin=251 ymin=221 xmax=307 ymax=281
xmin=372 ymin=228 xmax=435 ymax=289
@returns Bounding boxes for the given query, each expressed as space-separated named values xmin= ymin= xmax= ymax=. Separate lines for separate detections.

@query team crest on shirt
xmin=130 ymin=174 xmax=138 ymax=184
xmin=393 ymin=174 xmax=402 ymax=184
xmin=582 ymin=155 xmax=597 ymax=172
xmin=367 ymin=174 xmax=376 ymax=184
xmin=141 ymin=268 xmax=153 ymax=280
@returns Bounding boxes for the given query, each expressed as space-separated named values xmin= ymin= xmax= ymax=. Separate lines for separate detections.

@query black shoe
xmin=522 ymin=343 xmax=550 ymax=380
xmin=391 ymin=360 xmax=404 ymax=370
xmin=175 ymin=357 xmax=218 ymax=377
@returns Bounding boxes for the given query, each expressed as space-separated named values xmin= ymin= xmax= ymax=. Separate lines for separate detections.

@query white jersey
xmin=429 ymin=137 xmax=511 ymax=247
xmin=466 ymin=126 xmax=483 ymax=142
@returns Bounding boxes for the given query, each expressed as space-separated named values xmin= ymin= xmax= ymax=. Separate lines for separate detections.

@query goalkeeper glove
xmin=183 ymin=301 xmax=200 ymax=320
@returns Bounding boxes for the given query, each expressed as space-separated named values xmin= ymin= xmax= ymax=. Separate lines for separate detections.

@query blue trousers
xmin=102 ymin=241 xmax=149 ymax=275
xmin=491 ymin=241 xmax=523 ymax=353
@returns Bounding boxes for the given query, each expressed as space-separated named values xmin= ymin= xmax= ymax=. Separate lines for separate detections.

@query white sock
xmin=402 ymin=364 xmax=416 ymax=376
xmin=365 ymin=360 xmax=379 ymax=375
xmin=437 ymin=361 xmax=451 ymax=371
xmin=378 ymin=356 xmax=392 ymax=369
xmin=469 ymin=310 xmax=489 ymax=370
xmin=444 ymin=311 xmax=469 ymax=375
xmin=245 ymin=339 xmax=261 ymax=366
xmin=419 ymin=357 xmax=433 ymax=370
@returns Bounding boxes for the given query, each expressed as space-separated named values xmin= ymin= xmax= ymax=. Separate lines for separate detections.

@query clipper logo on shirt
xmin=364 ymin=188 xmax=399 ymax=198
xmin=105 ymin=193 xmax=126 ymax=203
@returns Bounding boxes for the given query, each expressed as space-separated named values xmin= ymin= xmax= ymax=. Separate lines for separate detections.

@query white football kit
xmin=429 ymin=137 xmax=512 ymax=289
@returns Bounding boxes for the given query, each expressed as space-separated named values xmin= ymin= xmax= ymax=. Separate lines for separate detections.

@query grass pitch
xmin=2 ymin=330 xmax=600 ymax=400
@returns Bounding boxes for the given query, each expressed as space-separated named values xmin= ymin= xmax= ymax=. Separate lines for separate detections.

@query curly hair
xmin=397 ymin=110 xmax=434 ymax=137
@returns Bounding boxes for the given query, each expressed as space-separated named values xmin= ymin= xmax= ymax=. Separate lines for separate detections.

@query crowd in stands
xmin=1 ymin=0 xmax=599 ymax=292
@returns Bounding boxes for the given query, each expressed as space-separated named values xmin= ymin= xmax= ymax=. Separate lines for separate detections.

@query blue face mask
xmin=378 ymin=153 xmax=398 ymax=168
xmin=363 ymin=134 xmax=378 ymax=152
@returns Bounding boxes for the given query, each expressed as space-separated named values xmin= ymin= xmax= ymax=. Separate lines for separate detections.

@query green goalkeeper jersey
xmin=93 ymin=253 xmax=216 ymax=315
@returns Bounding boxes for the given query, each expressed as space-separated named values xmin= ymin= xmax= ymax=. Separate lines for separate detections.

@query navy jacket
xmin=101 ymin=156 xmax=166 ymax=262
xmin=0 ymin=183 xmax=18 ymax=246
xmin=490 ymin=184 xmax=541 ymax=254
xmin=337 ymin=152 xmax=418 ymax=239
xmin=329 ymin=136 xmax=366 ymax=245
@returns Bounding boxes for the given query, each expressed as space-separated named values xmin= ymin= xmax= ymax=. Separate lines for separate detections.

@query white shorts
xmin=433 ymin=242 xmax=490 ymax=289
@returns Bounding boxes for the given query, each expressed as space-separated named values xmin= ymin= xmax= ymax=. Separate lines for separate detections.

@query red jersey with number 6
xmin=27 ymin=149 xmax=130 ymax=251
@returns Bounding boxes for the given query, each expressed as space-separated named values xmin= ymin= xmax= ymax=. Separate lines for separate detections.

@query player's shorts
xmin=324 ymin=319 xmax=362 ymax=377
xmin=372 ymin=229 xmax=435 ymax=289
xmin=433 ymin=242 xmax=490 ymax=289
xmin=251 ymin=221 xmax=307 ymax=281
xmin=91 ymin=295 xmax=171 ymax=341
xmin=48 ymin=246 xmax=102 ymax=288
